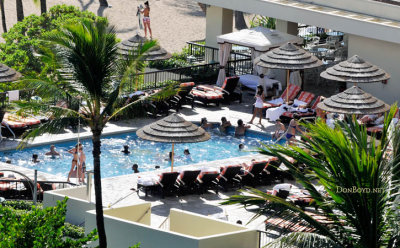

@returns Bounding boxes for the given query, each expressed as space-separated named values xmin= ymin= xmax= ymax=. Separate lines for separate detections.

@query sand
xmin=1 ymin=0 xmax=206 ymax=53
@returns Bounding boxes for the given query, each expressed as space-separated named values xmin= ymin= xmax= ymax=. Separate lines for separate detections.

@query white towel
xmin=289 ymin=71 xmax=302 ymax=88
xmin=266 ymin=105 xmax=287 ymax=122
xmin=8 ymin=90 xmax=19 ymax=102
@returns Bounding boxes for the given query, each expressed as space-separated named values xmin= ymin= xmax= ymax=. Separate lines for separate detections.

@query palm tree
xmin=0 ymin=0 xmax=6 ymax=32
xmin=17 ymin=19 xmax=176 ymax=248
xmin=16 ymin=0 xmax=23 ymax=21
xmin=223 ymin=107 xmax=400 ymax=248
xmin=99 ymin=0 xmax=109 ymax=7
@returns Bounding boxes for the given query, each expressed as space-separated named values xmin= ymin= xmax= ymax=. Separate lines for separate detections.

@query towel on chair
xmin=8 ymin=90 xmax=19 ymax=102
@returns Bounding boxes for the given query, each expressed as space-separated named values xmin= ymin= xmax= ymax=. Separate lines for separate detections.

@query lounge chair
xmin=217 ymin=165 xmax=242 ymax=192
xmin=276 ymin=189 xmax=290 ymax=200
xmin=196 ymin=171 xmax=219 ymax=194
xmin=265 ymin=91 xmax=315 ymax=122
xmin=137 ymin=172 xmax=180 ymax=198
xmin=262 ymin=159 xmax=285 ymax=185
xmin=191 ymin=76 xmax=241 ymax=107
xmin=240 ymin=161 xmax=269 ymax=187
xmin=176 ymin=170 xmax=201 ymax=195
xmin=262 ymin=83 xmax=301 ymax=110
xmin=280 ymin=95 xmax=322 ymax=123
xmin=168 ymin=82 xmax=195 ymax=111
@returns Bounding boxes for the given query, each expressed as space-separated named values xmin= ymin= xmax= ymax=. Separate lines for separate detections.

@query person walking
xmin=249 ymin=85 xmax=264 ymax=125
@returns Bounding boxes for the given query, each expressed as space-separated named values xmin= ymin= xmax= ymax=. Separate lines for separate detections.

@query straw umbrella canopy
xmin=0 ymin=63 xmax=21 ymax=83
xmin=255 ymin=42 xmax=323 ymax=101
xmin=136 ymin=114 xmax=210 ymax=171
xmin=317 ymin=86 xmax=390 ymax=115
xmin=118 ymin=34 xmax=171 ymax=61
xmin=320 ymin=55 xmax=390 ymax=84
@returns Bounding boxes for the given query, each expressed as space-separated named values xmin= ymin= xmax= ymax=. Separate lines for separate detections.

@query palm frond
xmin=265 ymin=232 xmax=342 ymax=248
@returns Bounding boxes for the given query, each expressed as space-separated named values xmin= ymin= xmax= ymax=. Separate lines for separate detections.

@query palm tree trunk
xmin=40 ymin=0 xmax=46 ymax=14
xmin=16 ymin=0 xmax=24 ymax=22
xmin=99 ymin=0 xmax=108 ymax=7
xmin=235 ymin=11 xmax=247 ymax=30
xmin=0 ymin=0 xmax=7 ymax=33
xmin=92 ymin=129 xmax=107 ymax=248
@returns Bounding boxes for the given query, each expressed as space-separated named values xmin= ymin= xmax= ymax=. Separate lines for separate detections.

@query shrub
xmin=0 ymin=198 xmax=97 ymax=247
xmin=0 ymin=5 xmax=107 ymax=78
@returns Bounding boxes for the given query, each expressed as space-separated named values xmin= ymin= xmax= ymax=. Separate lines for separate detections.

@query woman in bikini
xmin=78 ymin=145 xmax=86 ymax=184
xmin=141 ymin=1 xmax=152 ymax=39
xmin=286 ymin=114 xmax=304 ymax=145
xmin=67 ymin=143 xmax=81 ymax=182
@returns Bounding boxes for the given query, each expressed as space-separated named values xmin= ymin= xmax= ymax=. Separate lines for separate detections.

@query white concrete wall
xmin=85 ymin=206 xmax=259 ymax=248
xmin=197 ymin=0 xmax=400 ymax=44
xmin=85 ymin=209 xmax=199 ymax=248
xmin=99 ymin=203 xmax=151 ymax=225
xmin=169 ymin=209 xmax=245 ymax=237
xmin=205 ymin=5 xmax=233 ymax=48
xmin=347 ymin=34 xmax=400 ymax=104
xmin=43 ymin=186 xmax=95 ymax=226
xmin=302 ymin=0 xmax=400 ymax=22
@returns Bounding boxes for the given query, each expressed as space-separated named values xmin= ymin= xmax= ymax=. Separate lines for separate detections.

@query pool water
xmin=0 ymin=127 xmax=278 ymax=178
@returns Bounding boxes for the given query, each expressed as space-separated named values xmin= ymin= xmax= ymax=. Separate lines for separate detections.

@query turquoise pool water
xmin=0 ymin=127 xmax=278 ymax=178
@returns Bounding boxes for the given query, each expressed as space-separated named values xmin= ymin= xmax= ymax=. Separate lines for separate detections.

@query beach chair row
xmin=136 ymin=157 xmax=286 ymax=198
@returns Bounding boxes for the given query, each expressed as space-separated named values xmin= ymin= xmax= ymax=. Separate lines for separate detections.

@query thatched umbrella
xmin=255 ymin=42 xmax=323 ymax=102
xmin=320 ymin=55 xmax=390 ymax=84
xmin=0 ymin=63 xmax=21 ymax=83
xmin=118 ymin=34 xmax=171 ymax=61
xmin=317 ymin=86 xmax=390 ymax=115
xmin=136 ymin=114 xmax=210 ymax=171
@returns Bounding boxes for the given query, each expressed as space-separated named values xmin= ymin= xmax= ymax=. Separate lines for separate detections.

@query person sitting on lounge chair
xmin=235 ymin=119 xmax=250 ymax=136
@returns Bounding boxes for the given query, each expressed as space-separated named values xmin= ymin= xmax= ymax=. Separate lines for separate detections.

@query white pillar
xmin=276 ymin=19 xmax=298 ymax=36
xmin=205 ymin=6 xmax=233 ymax=49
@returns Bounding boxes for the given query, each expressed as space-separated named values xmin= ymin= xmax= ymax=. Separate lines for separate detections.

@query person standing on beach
xmin=140 ymin=1 xmax=152 ymax=39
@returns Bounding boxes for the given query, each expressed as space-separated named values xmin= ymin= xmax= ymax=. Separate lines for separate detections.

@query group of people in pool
xmin=200 ymin=117 xmax=251 ymax=136
xmin=200 ymin=115 xmax=303 ymax=145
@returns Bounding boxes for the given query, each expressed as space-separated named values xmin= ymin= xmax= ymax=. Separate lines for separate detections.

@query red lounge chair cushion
xmin=180 ymin=82 xmax=195 ymax=87
xmin=296 ymin=91 xmax=315 ymax=106
xmin=191 ymin=89 xmax=223 ymax=99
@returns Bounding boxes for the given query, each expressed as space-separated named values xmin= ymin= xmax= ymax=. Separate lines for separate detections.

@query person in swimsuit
xmin=219 ymin=117 xmax=231 ymax=133
xmin=286 ymin=114 xmax=304 ymax=145
xmin=273 ymin=118 xmax=286 ymax=140
xmin=235 ymin=119 xmax=250 ymax=136
xmin=249 ymin=85 xmax=265 ymax=125
xmin=78 ymin=145 xmax=86 ymax=184
xmin=140 ymin=1 xmax=152 ymax=39
xmin=45 ymin=145 xmax=60 ymax=157
xmin=67 ymin=143 xmax=81 ymax=182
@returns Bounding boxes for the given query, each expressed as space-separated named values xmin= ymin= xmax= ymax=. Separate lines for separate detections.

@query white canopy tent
xmin=216 ymin=27 xmax=303 ymax=86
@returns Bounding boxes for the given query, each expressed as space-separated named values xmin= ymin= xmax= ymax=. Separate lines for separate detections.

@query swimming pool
xmin=0 ymin=127 xmax=279 ymax=178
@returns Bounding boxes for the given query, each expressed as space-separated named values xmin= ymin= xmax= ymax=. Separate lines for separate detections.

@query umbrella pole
xmin=171 ymin=143 xmax=175 ymax=172
xmin=286 ymin=70 xmax=290 ymax=103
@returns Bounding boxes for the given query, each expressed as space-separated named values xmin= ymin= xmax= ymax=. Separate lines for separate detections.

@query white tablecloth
xmin=239 ymin=74 xmax=282 ymax=93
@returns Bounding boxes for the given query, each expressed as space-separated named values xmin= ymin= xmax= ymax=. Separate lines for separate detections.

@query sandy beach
xmin=1 ymin=0 xmax=206 ymax=53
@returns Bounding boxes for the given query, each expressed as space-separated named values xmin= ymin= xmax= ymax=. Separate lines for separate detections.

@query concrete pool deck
xmin=0 ymin=91 xmax=298 ymax=232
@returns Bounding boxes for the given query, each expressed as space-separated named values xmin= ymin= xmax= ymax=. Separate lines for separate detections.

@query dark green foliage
xmin=0 ymin=198 xmax=97 ymax=247
xmin=2 ymin=200 xmax=42 ymax=210
xmin=148 ymin=46 xmax=193 ymax=70
xmin=63 ymin=223 xmax=85 ymax=239
xmin=0 ymin=4 xmax=107 ymax=77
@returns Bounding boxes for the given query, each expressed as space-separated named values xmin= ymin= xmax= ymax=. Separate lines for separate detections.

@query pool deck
xmin=0 ymin=91 xmax=298 ymax=232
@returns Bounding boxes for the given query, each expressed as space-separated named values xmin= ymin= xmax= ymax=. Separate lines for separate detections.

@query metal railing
xmin=0 ymin=178 xmax=76 ymax=202
xmin=257 ymin=230 xmax=278 ymax=247
xmin=130 ymin=58 xmax=252 ymax=91
xmin=186 ymin=41 xmax=251 ymax=63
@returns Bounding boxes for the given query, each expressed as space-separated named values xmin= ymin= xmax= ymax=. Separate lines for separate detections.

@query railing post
xmin=155 ymin=73 xmax=158 ymax=88
xmin=33 ymin=170 xmax=37 ymax=205
xmin=86 ymin=170 xmax=93 ymax=202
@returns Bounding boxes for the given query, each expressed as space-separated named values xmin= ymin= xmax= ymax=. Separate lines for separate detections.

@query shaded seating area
xmin=168 ymin=82 xmax=195 ymax=111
